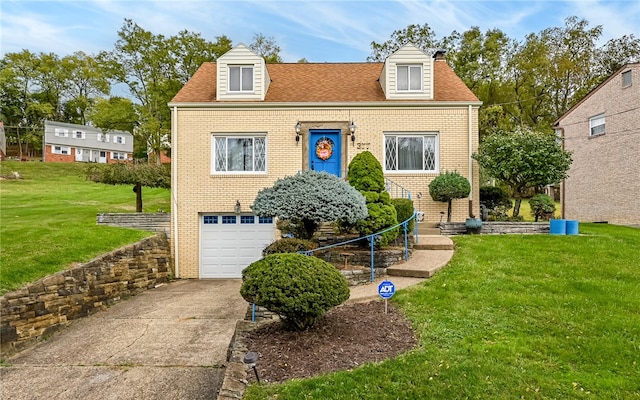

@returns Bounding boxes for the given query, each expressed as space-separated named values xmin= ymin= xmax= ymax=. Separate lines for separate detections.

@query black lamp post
xmin=243 ymin=351 xmax=261 ymax=383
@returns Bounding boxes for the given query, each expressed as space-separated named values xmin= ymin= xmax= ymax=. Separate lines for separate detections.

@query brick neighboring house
xmin=554 ymin=63 xmax=640 ymax=226
xmin=43 ymin=121 xmax=133 ymax=163
xmin=169 ymin=43 xmax=481 ymax=279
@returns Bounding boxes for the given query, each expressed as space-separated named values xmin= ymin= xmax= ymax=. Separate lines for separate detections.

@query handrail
xmin=302 ymin=212 xmax=418 ymax=282
xmin=385 ymin=178 xmax=412 ymax=200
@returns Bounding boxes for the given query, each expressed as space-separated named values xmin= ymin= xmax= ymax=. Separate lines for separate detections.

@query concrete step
xmin=417 ymin=227 xmax=441 ymax=236
xmin=414 ymin=235 xmax=454 ymax=251
xmin=386 ymin=249 xmax=454 ymax=279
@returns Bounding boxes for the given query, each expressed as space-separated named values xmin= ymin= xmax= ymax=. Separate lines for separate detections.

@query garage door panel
xmin=200 ymin=215 xmax=274 ymax=278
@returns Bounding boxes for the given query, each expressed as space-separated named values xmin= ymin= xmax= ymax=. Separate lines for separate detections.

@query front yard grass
xmin=244 ymin=223 xmax=640 ymax=399
xmin=0 ymin=161 xmax=170 ymax=294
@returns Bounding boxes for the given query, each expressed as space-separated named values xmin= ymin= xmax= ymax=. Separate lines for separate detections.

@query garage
xmin=200 ymin=214 xmax=275 ymax=278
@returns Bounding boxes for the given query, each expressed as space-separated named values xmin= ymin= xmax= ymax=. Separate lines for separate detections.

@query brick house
xmin=554 ymin=63 xmax=640 ymax=226
xmin=169 ymin=43 xmax=481 ymax=279
xmin=43 ymin=121 xmax=133 ymax=163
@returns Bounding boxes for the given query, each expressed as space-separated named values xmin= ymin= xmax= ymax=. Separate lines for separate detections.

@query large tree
xmin=252 ymin=170 xmax=368 ymax=240
xmin=473 ymin=128 xmax=572 ymax=217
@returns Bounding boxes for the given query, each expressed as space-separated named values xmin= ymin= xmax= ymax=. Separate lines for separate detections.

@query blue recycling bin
xmin=550 ymin=219 xmax=566 ymax=235
xmin=566 ymin=220 xmax=579 ymax=235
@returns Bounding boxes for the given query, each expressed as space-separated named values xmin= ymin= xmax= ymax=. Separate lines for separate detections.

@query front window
xmin=73 ymin=130 xmax=85 ymax=139
xmin=212 ymin=135 xmax=266 ymax=173
xmin=384 ymin=134 xmax=438 ymax=172
xmin=589 ymin=114 xmax=605 ymax=136
xmin=53 ymin=146 xmax=70 ymax=155
xmin=112 ymin=152 xmax=126 ymax=160
xmin=397 ymin=65 xmax=422 ymax=91
xmin=54 ymin=128 xmax=68 ymax=137
xmin=229 ymin=66 xmax=253 ymax=92
xmin=97 ymin=133 xmax=110 ymax=142
xmin=113 ymin=135 xmax=126 ymax=144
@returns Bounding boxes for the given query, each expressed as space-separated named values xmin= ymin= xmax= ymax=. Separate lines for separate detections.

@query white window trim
xmin=113 ymin=135 xmax=126 ymax=144
xmin=54 ymin=128 xmax=68 ymax=137
xmin=589 ymin=114 xmax=605 ymax=137
xmin=111 ymin=152 xmax=127 ymax=160
xmin=97 ymin=133 xmax=110 ymax=142
xmin=73 ymin=130 xmax=86 ymax=139
xmin=53 ymin=145 xmax=71 ymax=155
xmin=622 ymin=70 xmax=632 ymax=88
xmin=228 ymin=65 xmax=254 ymax=92
xmin=211 ymin=134 xmax=267 ymax=175
xmin=383 ymin=132 xmax=439 ymax=174
xmin=396 ymin=64 xmax=423 ymax=92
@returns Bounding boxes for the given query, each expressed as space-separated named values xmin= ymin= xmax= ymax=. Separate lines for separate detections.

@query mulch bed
xmin=244 ymin=301 xmax=418 ymax=383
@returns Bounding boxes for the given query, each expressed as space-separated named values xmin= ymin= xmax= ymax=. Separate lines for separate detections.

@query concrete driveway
xmin=0 ymin=279 xmax=247 ymax=400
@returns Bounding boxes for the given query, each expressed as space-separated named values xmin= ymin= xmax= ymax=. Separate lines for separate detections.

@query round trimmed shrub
xmin=528 ymin=194 xmax=556 ymax=222
xmin=429 ymin=171 xmax=470 ymax=222
xmin=262 ymin=238 xmax=317 ymax=256
xmin=240 ymin=253 xmax=350 ymax=330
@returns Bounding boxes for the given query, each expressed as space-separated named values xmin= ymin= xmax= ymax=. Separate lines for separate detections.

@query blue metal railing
xmin=302 ymin=212 xmax=418 ymax=282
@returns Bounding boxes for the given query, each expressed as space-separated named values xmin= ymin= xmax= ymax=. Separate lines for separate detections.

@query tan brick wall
xmin=558 ymin=65 xmax=640 ymax=225
xmin=172 ymin=106 xmax=479 ymax=278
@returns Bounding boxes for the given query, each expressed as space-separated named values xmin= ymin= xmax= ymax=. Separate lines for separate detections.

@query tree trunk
xmin=133 ymin=182 xmax=143 ymax=212
xmin=447 ymin=200 xmax=453 ymax=222
xmin=513 ymin=198 xmax=522 ymax=218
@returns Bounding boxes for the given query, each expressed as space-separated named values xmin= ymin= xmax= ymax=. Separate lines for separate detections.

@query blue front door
xmin=309 ymin=130 xmax=341 ymax=177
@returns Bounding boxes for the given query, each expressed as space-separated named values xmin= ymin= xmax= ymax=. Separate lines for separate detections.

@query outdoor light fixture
xmin=243 ymin=351 xmax=261 ymax=383
xmin=295 ymin=121 xmax=302 ymax=143
xmin=235 ymin=200 xmax=241 ymax=214
xmin=349 ymin=121 xmax=356 ymax=143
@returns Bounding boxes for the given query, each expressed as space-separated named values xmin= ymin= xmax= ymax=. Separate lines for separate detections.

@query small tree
xmin=347 ymin=151 xmax=398 ymax=246
xmin=480 ymin=186 xmax=512 ymax=220
xmin=251 ymin=170 xmax=368 ymax=240
xmin=529 ymin=194 xmax=556 ymax=221
xmin=429 ymin=171 xmax=471 ymax=222
xmin=86 ymin=162 xmax=170 ymax=212
xmin=473 ymin=128 xmax=572 ymax=217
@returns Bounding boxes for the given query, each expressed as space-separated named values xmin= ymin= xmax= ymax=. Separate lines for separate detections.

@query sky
xmin=1 ymin=0 xmax=639 ymax=63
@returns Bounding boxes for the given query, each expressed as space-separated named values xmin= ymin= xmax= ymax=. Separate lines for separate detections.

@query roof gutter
xmin=167 ymin=100 xmax=483 ymax=109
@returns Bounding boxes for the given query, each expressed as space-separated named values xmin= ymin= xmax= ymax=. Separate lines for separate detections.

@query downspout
xmin=556 ymin=126 xmax=566 ymax=219
xmin=468 ymin=104 xmax=474 ymax=218
xmin=171 ymin=106 xmax=179 ymax=278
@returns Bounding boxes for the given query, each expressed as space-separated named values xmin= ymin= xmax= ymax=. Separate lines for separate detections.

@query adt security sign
xmin=378 ymin=280 xmax=395 ymax=299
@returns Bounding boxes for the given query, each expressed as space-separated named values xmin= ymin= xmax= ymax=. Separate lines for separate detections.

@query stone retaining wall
xmin=0 ymin=235 xmax=172 ymax=356
xmin=96 ymin=212 xmax=171 ymax=236
xmin=441 ymin=221 xmax=550 ymax=235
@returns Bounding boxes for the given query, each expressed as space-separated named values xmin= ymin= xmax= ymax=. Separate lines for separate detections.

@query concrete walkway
xmin=1 ymin=239 xmax=455 ymax=400
xmin=1 ymin=279 xmax=247 ymax=400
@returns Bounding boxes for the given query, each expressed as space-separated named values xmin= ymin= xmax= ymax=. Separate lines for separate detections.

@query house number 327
xmin=356 ymin=142 xmax=370 ymax=150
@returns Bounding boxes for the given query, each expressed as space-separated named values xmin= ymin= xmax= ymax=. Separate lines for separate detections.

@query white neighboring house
xmin=43 ymin=121 xmax=133 ymax=164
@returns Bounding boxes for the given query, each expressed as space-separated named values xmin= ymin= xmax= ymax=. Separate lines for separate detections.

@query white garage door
xmin=200 ymin=214 xmax=275 ymax=278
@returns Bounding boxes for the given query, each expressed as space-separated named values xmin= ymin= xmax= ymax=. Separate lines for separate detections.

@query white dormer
xmin=216 ymin=44 xmax=271 ymax=101
xmin=379 ymin=43 xmax=433 ymax=100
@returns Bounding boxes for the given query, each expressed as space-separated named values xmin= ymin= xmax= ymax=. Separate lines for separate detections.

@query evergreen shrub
xmin=528 ymin=194 xmax=556 ymax=221
xmin=262 ymin=238 xmax=317 ymax=256
xmin=391 ymin=198 xmax=415 ymax=232
xmin=240 ymin=253 xmax=350 ymax=330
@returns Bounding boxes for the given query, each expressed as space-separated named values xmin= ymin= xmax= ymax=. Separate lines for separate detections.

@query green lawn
xmin=0 ymin=161 xmax=171 ymax=294
xmin=244 ymin=224 xmax=640 ymax=399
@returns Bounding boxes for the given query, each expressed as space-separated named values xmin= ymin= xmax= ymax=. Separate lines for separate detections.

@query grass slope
xmin=245 ymin=224 xmax=640 ymax=399
xmin=0 ymin=161 xmax=170 ymax=294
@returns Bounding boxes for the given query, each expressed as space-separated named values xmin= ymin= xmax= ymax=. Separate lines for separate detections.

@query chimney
xmin=433 ymin=50 xmax=446 ymax=61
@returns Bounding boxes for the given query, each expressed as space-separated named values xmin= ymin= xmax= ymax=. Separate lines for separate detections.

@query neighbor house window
xmin=622 ymin=70 xmax=632 ymax=87
xmin=97 ymin=133 xmax=110 ymax=142
xmin=54 ymin=128 xmax=68 ymax=137
xmin=53 ymin=146 xmax=70 ymax=155
xmin=589 ymin=114 xmax=605 ymax=136
xmin=384 ymin=133 xmax=438 ymax=172
xmin=73 ymin=130 xmax=85 ymax=139
xmin=112 ymin=152 xmax=126 ymax=160
xmin=212 ymin=135 xmax=266 ymax=173
xmin=396 ymin=65 xmax=422 ymax=91
xmin=113 ymin=135 xmax=126 ymax=144
xmin=228 ymin=66 xmax=253 ymax=92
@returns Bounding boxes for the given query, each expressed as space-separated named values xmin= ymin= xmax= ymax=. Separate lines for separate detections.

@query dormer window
xmin=397 ymin=65 xmax=422 ymax=91
xmin=229 ymin=66 xmax=253 ymax=92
